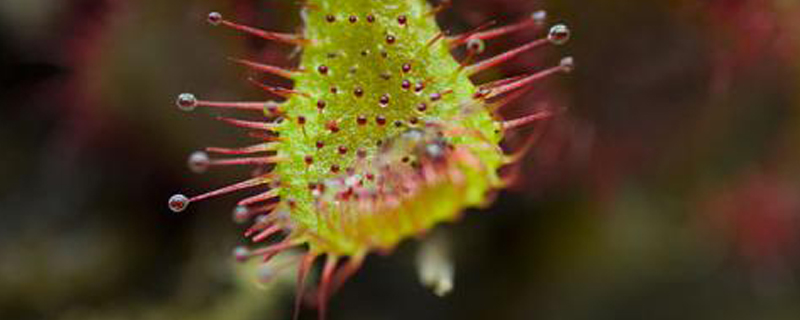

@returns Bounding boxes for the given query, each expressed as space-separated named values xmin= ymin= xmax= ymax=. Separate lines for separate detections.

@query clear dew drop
xmin=466 ymin=37 xmax=485 ymax=54
xmin=187 ymin=151 xmax=210 ymax=173
xmin=548 ymin=24 xmax=571 ymax=45
xmin=233 ymin=206 xmax=249 ymax=224
xmin=176 ymin=93 xmax=198 ymax=111
xmin=531 ymin=10 xmax=547 ymax=26
xmin=168 ymin=194 xmax=190 ymax=213
xmin=207 ymin=12 xmax=223 ymax=26
xmin=560 ymin=56 xmax=575 ymax=73
xmin=233 ymin=246 xmax=251 ymax=263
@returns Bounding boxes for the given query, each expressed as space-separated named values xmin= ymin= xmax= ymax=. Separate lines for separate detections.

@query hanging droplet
xmin=208 ymin=12 xmax=222 ymax=26
xmin=207 ymin=12 xmax=223 ymax=26
xmin=176 ymin=93 xmax=198 ymax=112
xmin=416 ymin=232 xmax=454 ymax=297
xmin=233 ymin=206 xmax=249 ymax=224
xmin=560 ymin=56 xmax=575 ymax=73
xmin=531 ymin=10 xmax=547 ymax=26
xmin=233 ymin=246 xmax=251 ymax=262
xmin=168 ymin=194 xmax=190 ymax=213
xmin=188 ymin=151 xmax=210 ymax=173
xmin=466 ymin=38 xmax=485 ymax=54
xmin=548 ymin=24 xmax=570 ymax=45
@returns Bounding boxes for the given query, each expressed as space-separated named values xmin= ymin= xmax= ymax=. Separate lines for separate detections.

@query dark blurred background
xmin=1 ymin=0 xmax=799 ymax=319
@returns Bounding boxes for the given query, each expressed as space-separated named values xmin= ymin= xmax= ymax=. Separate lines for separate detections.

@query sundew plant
xmin=168 ymin=0 xmax=571 ymax=318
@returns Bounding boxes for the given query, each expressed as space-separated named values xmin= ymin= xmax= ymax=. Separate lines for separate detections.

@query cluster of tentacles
xmin=168 ymin=1 xmax=571 ymax=319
